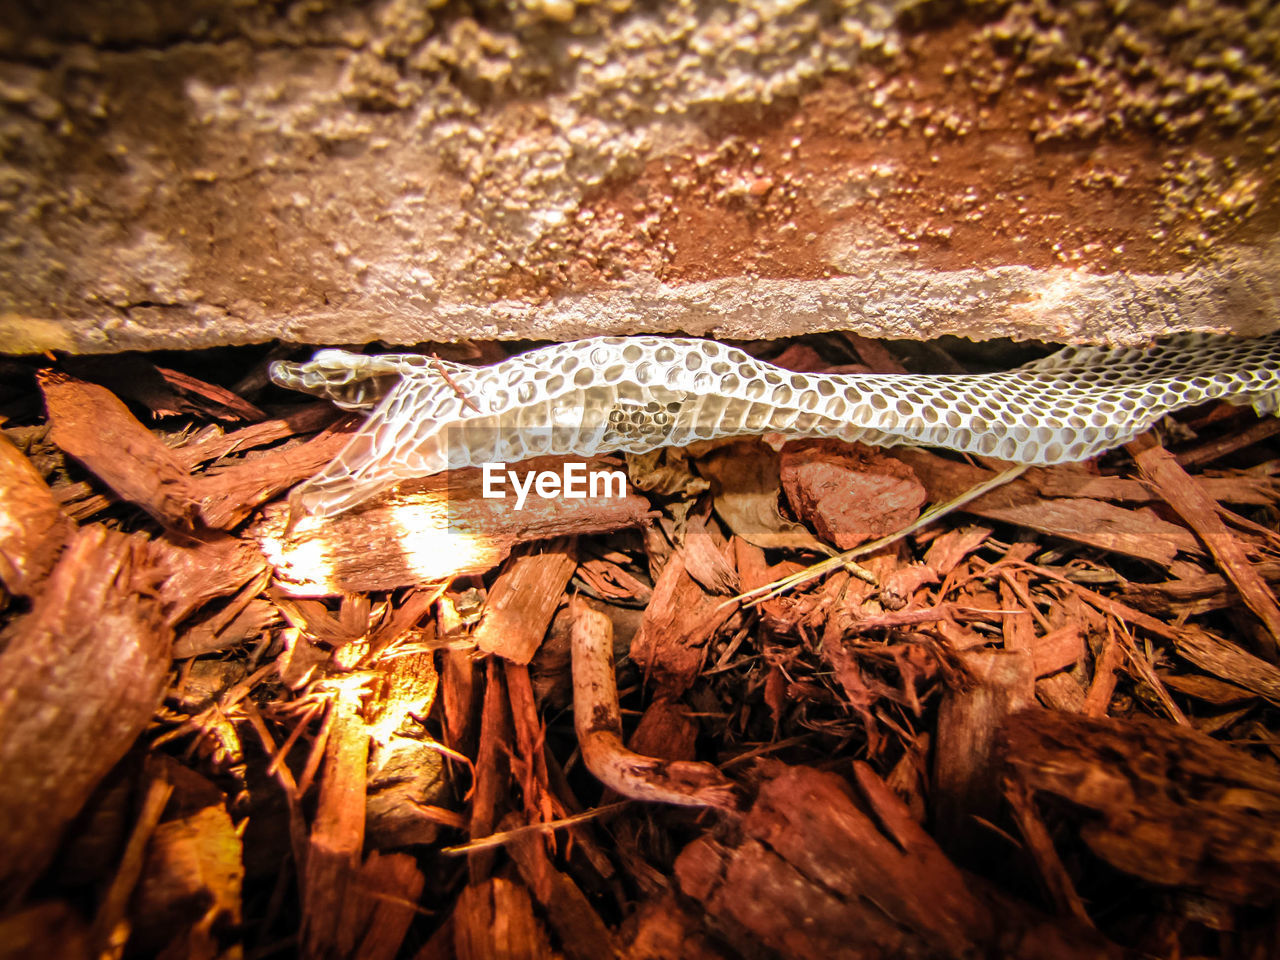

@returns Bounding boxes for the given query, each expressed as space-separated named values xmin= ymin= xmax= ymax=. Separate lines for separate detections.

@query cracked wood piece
xmin=440 ymin=645 xmax=480 ymax=763
xmin=780 ymin=439 xmax=927 ymax=549
xmin=1002 ymin=710 xmax=1280 ymax=905
xmin=505 ymin=661 xmax=556 ymax=828
xmin=502 ymin=812 xmax=619 ymax=960
xmin=1003 ymin=776 xmax=1095 ymax=929
xmin=630 ymin=547 xmax=738 ymax=696
xmin=1129 ymin=432 xmax=1280 ymax=653
xmin=933 ymin=648 xmax=1036 ymax=863
xmin=1028 ymin=625 xmax=1086 ymax=679
xmin=173 ymin=401 xmax=341 ymax=471
xmin=1082 ymin=624 xmax=1125 ymax=717
xmin=627 ymin=698 xmax=700 ymax=766
xmin=995 ymin=561 xmax=1087 ymax=708
xmin=40 ymin=368 xmax=359 ymax=531
xmin=922 ymin=524 xmax=995 ymax=576
xmin=469 ymin=658 xmax=510 ymax=883
xmin=1173 ymin=627 xmax=1280 ymax=705
xmin=1159 ymin=672 xmax=1257 ymax=706
xmin=128 ymin=759 xmax=244 ymax=958
xmin=473 ymin=539 xmax=578 ymax=663
xmin=1176 ymin=417 xmax=1280 ymax=468
xmin=1031 ymin=466 xmax=1280 ymax=506
xmin=0 ymin=525 xmax=172 ymax=906
xmin=731 ymin=536 xmax=805 ymax=632
xmin=152 ymin=365 xmax=268 ymax=421
xmin=191 ymin=422 xmax=360 ymax=529
xmin=1016 ymin=562 xmax=1280 ymax=704
xmin=295 ymin=701 xmax=424 ymax=959
xmin=154 ymin=532 xmax=269 ymax=627
xmin=346 ymin=852 xmax=426 ymax=960
xmin=61 ymin=355 xmax=265 ymax=422
xmin=568 ymin=597 xmax=739 ymax=809
xmin=575 ymin=554 xmax=653 ymax=603
xmin=817 ymin=574 xmax=889 ymax=745
xmin=257 ymin=456 xmax=650 ymax=596
xmin=0 ymin=431 xmax=72 ymax=596
xmin=999 ymin=559 xmax=1039 ymax=653
xmin=895 ymin=448 xmax=1199 ymax=566
xmin=677 ymin=514 xmax=738 ymax=595
xmin=90 ymin=767 xmax=173 ymax=955
xmin=41 ymin=370 xmax=200 ymax=528
xmin=878 ymin=560 xmax=940 ymax=608
xmin=452 ymin=877 xmax=553 ymax=960
xmin=173 ymin=596 xmax=277 ymax=659
xmin=302 ymin=688 xmax=370 ymax=960
xmin=675 ymin=762 xmax=1123 ymax=960
xmin=1117 ymin=562 xmax=1280 ymax=618
xmin=1035 ymin=672 xmax=1088 ymax=714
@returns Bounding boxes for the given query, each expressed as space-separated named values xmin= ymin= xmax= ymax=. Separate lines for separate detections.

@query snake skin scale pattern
xmin=270 ymin=332 xmax=1280 ymax=521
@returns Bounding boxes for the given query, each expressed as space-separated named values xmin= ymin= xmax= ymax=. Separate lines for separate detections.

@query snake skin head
xmin=269 ymin=349 xmax=467 ymax=412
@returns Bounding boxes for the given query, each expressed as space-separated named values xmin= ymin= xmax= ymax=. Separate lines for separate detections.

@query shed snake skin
xmin=271 ymin=332 xmax=1280 ymax=522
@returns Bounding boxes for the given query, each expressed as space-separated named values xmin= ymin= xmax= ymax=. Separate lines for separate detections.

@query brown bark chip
xmin=470 ymin=659 xmax=512 ymax=882
xmin=188 ymin=423 xmax=360 ymax=530
xmin=129 ymin=761 xmax=244 ymax=959
xmin=348 ymin=852 xmax=427 ymax=960
xmin=1023 ymin=561 xmax=1280 ymax=706
xmin=39 ymin=368 xmax=353 ymax=532
xmin=173 ymin=401 xmax=340 ymax=471
xmin=933 ymin=649 xmax=1037 ymax=861
xmin=0 ymin=525 xmax=172 ymax=905
xmin=302 ymin=689 xmax=372 ymax=960
xmin=504 ymin=661 xmax=556 ymax=827
xmin=40 ymin=370 xmax=199 ymax=528
xmin=153 ymin=531 xmax=269 ymax=627
xmin=622 ymin=895 xmax=733 ymax=960
xmin=1003 ymin=710 xmax=1280 ymax=906
xmin=780 ymin=439 xmax=926 ymax=549
xmin=0 ymin=430 xmax=72 ymax=595
xmin=630 ymin=548 xmax=737 ymax=695
xmin=675 ymin=762 xmax=1123 ymax=960
xmin=1129 ymin=432 xmax=1280 ymax=653
xmin=258 ymin=456 xmax=649 ymax=595
xmin=473 ymin=538 xmax=577 ymax=663
xmin=896 ymin=448 xmax=1198 ymax=566
xmin=504 ymin=813 xmax=619 ymax=960
xmin=452 ymin=876 xmax=554 ymax=960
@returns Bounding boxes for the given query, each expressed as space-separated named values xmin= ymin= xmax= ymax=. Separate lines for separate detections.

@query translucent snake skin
xmin=270 ymin=332 xmax=1280 ymax=521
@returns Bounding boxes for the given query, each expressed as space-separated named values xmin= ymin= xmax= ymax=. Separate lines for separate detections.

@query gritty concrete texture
xmin=1 ymin=0 xmax=1278 ymax=353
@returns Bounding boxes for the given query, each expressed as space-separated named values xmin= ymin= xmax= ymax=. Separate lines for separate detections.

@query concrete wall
xmin=1 ymin=0 xmax=1277 ymax=352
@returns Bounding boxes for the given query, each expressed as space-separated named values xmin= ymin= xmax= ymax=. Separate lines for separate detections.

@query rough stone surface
xmin=1 ymin=0 xmax=1278 ymax=353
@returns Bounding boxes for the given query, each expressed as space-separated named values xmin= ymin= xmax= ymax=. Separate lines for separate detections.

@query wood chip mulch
xmin=1 ymin=335 xmax=1279 ymax=960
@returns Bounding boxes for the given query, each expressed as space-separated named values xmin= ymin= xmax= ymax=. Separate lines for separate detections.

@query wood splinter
xmin=568 ymin=596 xmax=740 ymax=811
